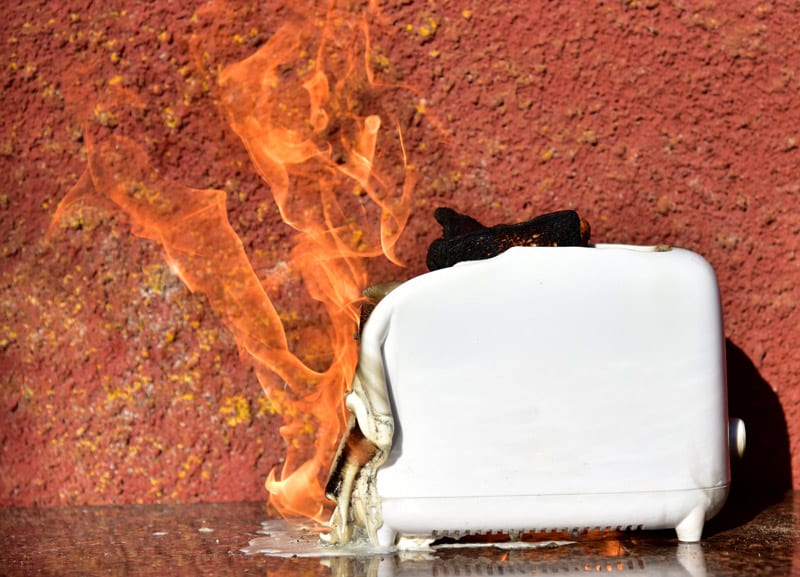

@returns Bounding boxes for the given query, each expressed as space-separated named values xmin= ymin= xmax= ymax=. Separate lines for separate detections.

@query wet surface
xmin=2 ymin=493 xmax=798 ymax=576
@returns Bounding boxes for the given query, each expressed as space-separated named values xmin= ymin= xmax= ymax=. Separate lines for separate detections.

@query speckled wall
xmin=2 ymin=0 xmax=798 ymax=511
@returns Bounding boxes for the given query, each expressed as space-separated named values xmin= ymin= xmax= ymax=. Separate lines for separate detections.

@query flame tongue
xmin=218 ymin=9 xmax=414 ymax=265
xmin=214 ymin=5 xmax=415 ymax=518
xmin=54 ymin=2 xmax=416 ymax=521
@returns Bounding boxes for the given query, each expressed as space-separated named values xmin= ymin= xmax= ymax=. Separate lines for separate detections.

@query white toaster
xmin=338 ymin=244 xmax=744 ymax=548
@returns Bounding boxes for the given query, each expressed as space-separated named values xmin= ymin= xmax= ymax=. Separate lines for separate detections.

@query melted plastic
xmin=242 ymin=518 xmax=573 ymax=558
xmin=242 ymin=519 xmax=394 ymax=558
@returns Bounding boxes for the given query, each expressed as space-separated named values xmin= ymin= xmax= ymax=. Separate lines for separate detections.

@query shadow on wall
xmin=707 ymin=340 xmax=792 ymax=534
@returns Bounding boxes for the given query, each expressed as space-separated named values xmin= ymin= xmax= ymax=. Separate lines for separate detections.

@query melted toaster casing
xmin=359 ymin=245 xmax=730 ymax=546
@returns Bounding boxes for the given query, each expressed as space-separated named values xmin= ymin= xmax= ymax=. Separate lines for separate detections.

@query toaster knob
xmin=729 ymin=418 xmax=746 ymax=460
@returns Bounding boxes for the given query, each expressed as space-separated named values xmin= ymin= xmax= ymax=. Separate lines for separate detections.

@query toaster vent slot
xmin=429 ymin=524 xmax=646 ymax=547
xmin=431 ymin=558 xmax=648 ymax=575
xmin=566 ymin=524 xmax=644 ymax=536
xmin=432 ymin=528 xmax=543 ymax=541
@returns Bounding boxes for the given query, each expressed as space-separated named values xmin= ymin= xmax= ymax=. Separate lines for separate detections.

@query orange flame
xmin=53 ymin=1 xmax=416 ymax=521
xmin=218 ymin=7 xmax=415 ymax=265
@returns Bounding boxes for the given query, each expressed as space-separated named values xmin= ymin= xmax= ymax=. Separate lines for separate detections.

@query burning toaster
xmin=326 ymin=244 xmax=744 ymax=548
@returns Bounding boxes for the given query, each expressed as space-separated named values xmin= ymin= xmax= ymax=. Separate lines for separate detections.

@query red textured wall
xmin=2 ymin=0 xmax=798 ymax=510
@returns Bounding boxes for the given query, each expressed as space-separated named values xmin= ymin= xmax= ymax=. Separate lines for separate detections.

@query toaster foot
xmin=675 ymin=505 xmax=705 ymax=542
xmin=376 ymin=524 xmax=397 ymax=548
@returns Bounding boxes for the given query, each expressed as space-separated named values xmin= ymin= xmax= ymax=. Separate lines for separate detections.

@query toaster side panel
xmin=375 ymin=246 xmax=729 ymax=501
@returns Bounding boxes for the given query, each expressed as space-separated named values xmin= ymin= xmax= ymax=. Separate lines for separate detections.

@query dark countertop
xmin=2 ymin=493 xmax=797 ymax=576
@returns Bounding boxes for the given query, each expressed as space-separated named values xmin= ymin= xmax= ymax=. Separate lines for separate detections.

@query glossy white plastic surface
xmin=353 ymin=245 xmax=731 ymax=546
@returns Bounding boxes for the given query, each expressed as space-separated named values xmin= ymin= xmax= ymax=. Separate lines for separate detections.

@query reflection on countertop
xmin=2 ymin=492 xmax=798 ymax=576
